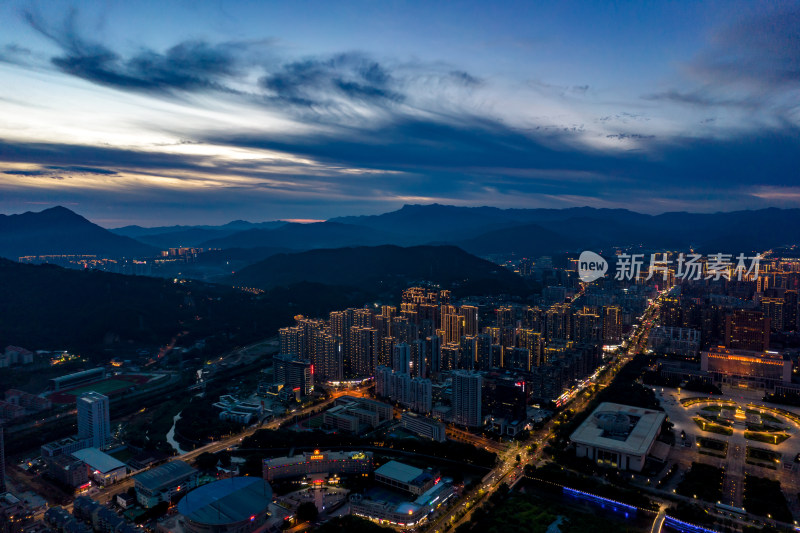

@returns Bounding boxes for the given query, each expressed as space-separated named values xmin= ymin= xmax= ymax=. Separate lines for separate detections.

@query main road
xmin=425 ymin=287 xmax=667 ymax=532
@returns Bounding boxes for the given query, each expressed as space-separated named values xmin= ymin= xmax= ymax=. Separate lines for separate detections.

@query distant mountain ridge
xmin=111 ymin=219 xmax=287 ymax=237
xmin=4 ymin=204 xmax=800 ymax=262
xmin=200 ymin=220 xmax=411 ymax=250
xmin=333 ymin=204 xmax=800 ymax=253
xmin=111 ymin=220 xmax=287 ymax=248
xmin=0 ymin=206 xmax=156 ymax=260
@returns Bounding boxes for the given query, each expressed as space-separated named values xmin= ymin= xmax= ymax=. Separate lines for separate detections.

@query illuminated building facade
xmin=262 ymin=450 xmax=373 ymax=482
xmin=350 ymin=479 xmax=456 ymax=529
xmin=701 ymin=346 xmax=792 ymax=390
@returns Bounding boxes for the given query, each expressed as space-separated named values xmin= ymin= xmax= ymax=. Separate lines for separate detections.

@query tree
xmin=296 ymin=501 xmax=319 ymax=523
xmin=195 ymin=452 xmax=218 ymax=471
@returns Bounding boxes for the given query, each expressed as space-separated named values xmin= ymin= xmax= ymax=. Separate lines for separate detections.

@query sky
xmin=0 ymin=0 xmax=798 ymax=227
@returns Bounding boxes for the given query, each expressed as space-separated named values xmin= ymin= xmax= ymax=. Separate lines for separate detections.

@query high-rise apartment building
xmin=573 ymin=307 xmax=602 ymax=344
xmin=784 ymin=290 xmax=798 ymax=332
xmin=349 ymin=326 xmax=377 ymax=377
xmin=279 ymin=325 xmax=306 ymax=359
xmin=410 ymin=339 xmax=427 ymax=378
xmin=724 ymin=309 xmax=770 ymax=352
xmin=451 ymin=371 xmax=482 ymax=428
xmin=410 ymin=377 xmax=432 ymax=413
xmin=460 ymin=306 xmax=479 ymax=337
xmin=602 ymin=306 xmax=622 ymax=344
xmin=287 ymin=360 xmax=313 ymax=396
xmin=761 ymin=295 xmax=785 ymax=332
xmin=393 ymin=343 xmax=411 ymax=374
xmin=546 ymin=304 xmax=572 ymax=342
xmin=77 ymin=392 xmax=110 ymax=449
xmin=314 ymin=331 xmax=343 ymax=383
xmin=442 ymin=305 xmax=462 ymax=345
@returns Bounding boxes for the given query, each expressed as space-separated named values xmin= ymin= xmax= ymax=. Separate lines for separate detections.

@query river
xmin=166 ymin=411 xmax=188 ymax=455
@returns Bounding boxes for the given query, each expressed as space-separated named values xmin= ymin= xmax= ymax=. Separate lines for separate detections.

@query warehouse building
xmin=133 ymin=460 xmax=199 ymax=508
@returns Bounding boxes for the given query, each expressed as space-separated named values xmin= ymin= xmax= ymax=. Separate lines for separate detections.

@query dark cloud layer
xmin=24 ymin=9 xmax=248 ymax=94
xmin=261 ymin=53 xmax=403 ymax=106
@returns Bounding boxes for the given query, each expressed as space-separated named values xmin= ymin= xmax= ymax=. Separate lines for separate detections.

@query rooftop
xmin=71 ymin=448 xmax=125 ymax=473
xmin=569 ymin=402 xmax=666 ymax=456
xmin=133 ymin=460 xmax=196 ymax=491
xmin=177 ymin=477 xmax=272 ymax=525
xmin=375 ymin=461 xmax=426 ymax=485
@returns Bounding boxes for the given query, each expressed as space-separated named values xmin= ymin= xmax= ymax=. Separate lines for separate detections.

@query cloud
xmin=260 ymin=53 xmax=404 ymax=107
xmin=4 ymin=166 xmax=118 ymax=177
xmin=0 ymin=43 xmax=32 ymax=65
xmin=643 ymin=89 xmax=758 ymax=109
xmin=19 ymin=9 xmax=484 ymax=120
xmin=45 ymin=165 xmax=118 ymax=175
xmin=23 ymin=9 xmax=259 ymax=94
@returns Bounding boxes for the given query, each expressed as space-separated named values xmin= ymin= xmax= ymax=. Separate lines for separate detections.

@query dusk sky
xmin=1 ymin=1 xmax=798 ymax=227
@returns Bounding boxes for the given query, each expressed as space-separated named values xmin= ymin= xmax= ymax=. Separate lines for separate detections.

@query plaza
xmin=653 ymin=385 xmax=800 ymax=519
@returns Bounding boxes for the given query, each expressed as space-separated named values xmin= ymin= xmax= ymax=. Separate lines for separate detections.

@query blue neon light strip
xmin=664 ymin=515 xmax=720 ymax=533
xmin=562 ymin=487 xmax=637 ymax=511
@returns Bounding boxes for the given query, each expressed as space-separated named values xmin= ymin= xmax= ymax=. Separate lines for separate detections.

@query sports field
xmin=64 ymin=379 xmax=132 ymax=396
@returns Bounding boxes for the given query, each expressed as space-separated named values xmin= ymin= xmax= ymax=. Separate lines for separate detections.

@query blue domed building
xmin=176 ymin=477 xmax=273 ymax=533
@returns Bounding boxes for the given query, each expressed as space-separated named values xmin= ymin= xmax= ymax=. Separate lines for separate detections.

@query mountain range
xmin=112 ymin=220 xmax=287 ymax=248
xmin=3 ymin=204 xmax=800 ymax=263
xmin=0 ymin=206 xmax=156 ymax=260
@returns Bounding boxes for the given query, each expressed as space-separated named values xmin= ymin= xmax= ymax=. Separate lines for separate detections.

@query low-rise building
xmin=351 ymin=479 xmax=456 ymax=529
xmin=5 ymin=390 xmax=52 ymax=412
xmin=213 ymin=395 xmax=264 ymax=424
xmin=374 ymin=461 xmax=438 ymax=496
xmin=73 ymin=496 xmax=138 ymax=533
xmin=0 ymin=492 xmax=35 ymax=532
xmin=400 ymin=412 xmax=446 ymax=442
xmin=46 ymin=455 xmax=89 ymax=489
xmin=570 ymin=402 xmax=666 ymax=472
xmin=263 ymin=450 xmax=373 ymax=482
xmin=701 ymin=346 xmax=792 ymax=391
xmin=322 ymin=396 xmax=392 ymax=434
xmin=71 ymin=448 xmax=127 ymax=487
xmin=44 ymin=506 xmax=92 ymax=533
xmin=132 ymin=460 xmax=199 ymax=508
xmin=41 ymin=437 xmax=91 ymax=458
xmin=0 ymin=401 xmax=25 ymax=421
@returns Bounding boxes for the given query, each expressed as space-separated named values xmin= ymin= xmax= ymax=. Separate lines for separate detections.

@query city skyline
xmin=1 ymin=1 xmax=799 ymax=225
